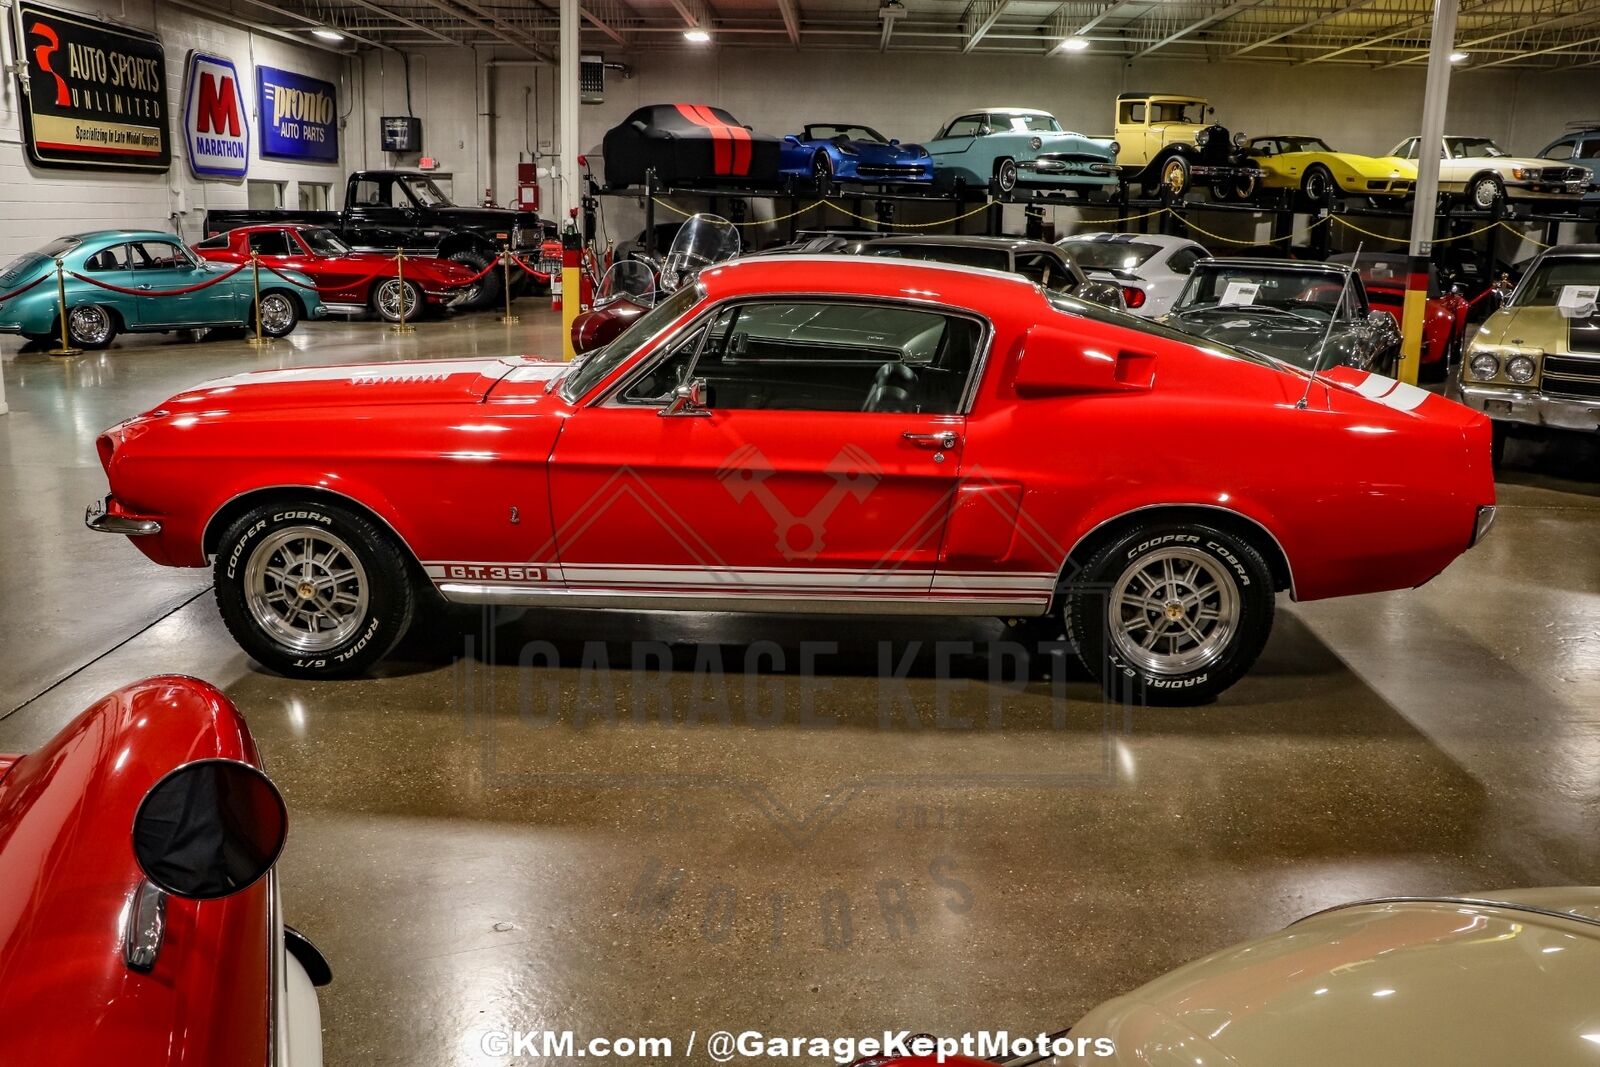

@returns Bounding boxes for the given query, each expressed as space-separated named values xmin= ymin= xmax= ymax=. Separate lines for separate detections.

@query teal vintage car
xmin=0 ymin=230 xmax=326 ymax=348
xmin=925 ymin=107 xmax=1120 ymax=195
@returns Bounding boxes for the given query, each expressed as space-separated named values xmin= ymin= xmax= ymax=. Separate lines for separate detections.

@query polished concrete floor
xmin=2 ymin=310 xmax=1599 ymax=1066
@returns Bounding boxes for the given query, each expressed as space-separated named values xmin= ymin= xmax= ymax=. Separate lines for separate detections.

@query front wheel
xmin=256 ymin=290 xmax=300 ymax=338
xmin=214 ymin=500 xmax=416 ymax=678
xmin=1301 ymin=165 xmax=1335 ymax=207
xmin=1065 ymin=522 xmax=1275 ymax=706
xmin=1469 ymin=174 xmax=1504 ymax=210
xmin=372 ymin=277 xmax=423 ymax=323
xmin=1154 ymin=156 xmax=1191 ymax=197
xmin=994 ymin=157 xmax=1018 ymax=194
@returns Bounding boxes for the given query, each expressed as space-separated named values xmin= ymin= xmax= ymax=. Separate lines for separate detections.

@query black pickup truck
xmin=203 ymin=170 xmax=554 ymax=310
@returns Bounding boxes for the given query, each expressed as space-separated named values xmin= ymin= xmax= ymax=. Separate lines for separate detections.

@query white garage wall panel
xmin=0 ymin=0 xmax=354 ymax=262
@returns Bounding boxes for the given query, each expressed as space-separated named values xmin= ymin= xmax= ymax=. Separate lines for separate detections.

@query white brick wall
xmin=0 ymin=0 xmax=356 ymax=262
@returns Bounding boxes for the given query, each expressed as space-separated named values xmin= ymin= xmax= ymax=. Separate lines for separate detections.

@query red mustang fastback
xmin=0 ymin=676 xmax=327 ymax=1064
xmin=87 ymin=257 xmax=1495 ymax=704
xmin=193 ymin=224 xmax=477 ymax=323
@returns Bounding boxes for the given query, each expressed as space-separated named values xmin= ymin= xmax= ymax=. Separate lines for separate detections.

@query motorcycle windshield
xmin=600 ymin=260 xmax=659 ymax=306
xmin=660 ymin=214 xmax=739 ymax=291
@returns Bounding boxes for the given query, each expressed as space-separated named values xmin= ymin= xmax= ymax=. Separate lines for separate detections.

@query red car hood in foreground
xmin=0 ymin=677 xmax=271 ymax=1064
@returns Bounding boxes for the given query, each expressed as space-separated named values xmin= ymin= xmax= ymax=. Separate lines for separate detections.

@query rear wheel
xmin=1065 ymin=522 xmax=1275 ymax=706
xmin=214 ymin=500 xmax=415 ymax=678
xmin=66 ymin=303 xmax=117 ymax=348
xmin=256 ymin=290 xmax=300 ymax=338
xmin=447 ymin=249 xmax=501 ymax=311
xmin=372 ymin=278 xmax=423 ymax=323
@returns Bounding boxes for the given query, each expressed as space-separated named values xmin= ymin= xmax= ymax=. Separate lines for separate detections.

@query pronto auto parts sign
xmin=257 ymin=65 xmax=338 ymax=163
xmin=183 ymin=51 xmax=248 ymax=179
xmin=13 ymin=2 xmax=170 ymax=171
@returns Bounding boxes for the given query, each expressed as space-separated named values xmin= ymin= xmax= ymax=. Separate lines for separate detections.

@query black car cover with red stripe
xmin=603 ymin=104 xmax=782 ymax=189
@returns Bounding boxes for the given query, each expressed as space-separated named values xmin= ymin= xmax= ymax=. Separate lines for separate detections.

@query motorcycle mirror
xmin=132 ymin=759 xmax=287 ymax=900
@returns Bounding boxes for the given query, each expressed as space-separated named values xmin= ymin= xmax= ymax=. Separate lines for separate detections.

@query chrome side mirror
xmin=661 ymin=377 xmax=710 ymax=417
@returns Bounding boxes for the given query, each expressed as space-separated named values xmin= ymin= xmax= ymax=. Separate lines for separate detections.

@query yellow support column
xmin=1398 ymin=280 xmax=1428 ymax=385
xmin=560 ymin=228 xmax=581 ymax=361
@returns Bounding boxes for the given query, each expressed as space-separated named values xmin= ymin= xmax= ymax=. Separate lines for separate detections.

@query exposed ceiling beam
xmin=1381 ymin=4 xmax=1597 ymax=67
xmin=1073 ymin=0 xmax=1150 ymax=37
xmin=1475 ymin=28 xmax=1600 ymax=67
xmin=1134 ymin=0 xmax=1262 ymax=58
xmin=961 ymin=0 xmax=1010 ymax=52
xmin=1303 ymin=0 xmax=1499 ymax=64
xmin=449 ymin=0 xmax=554 ymax=57
xmin=669 ymin=0 xmax=714 ymax=30
xmin=581 ymin=1 xmax=630 ymax=45
xmin=329 ymin=0 xmax=468 ymax=48
xmin=775 ymin=0 xmax=801 ymax=44
xmin=1231 ymin=0 xmax=1385 ymax=57
xmin=230 ymin=0 xmax=393 ymax=49
xmin=164 ymin=0 xmax=360 ymax=52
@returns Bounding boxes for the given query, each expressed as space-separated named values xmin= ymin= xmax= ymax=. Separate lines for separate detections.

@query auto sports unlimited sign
xmin=13 ymin=2 xmax=170 ymax=171
xmin=257 ymin=66 xmax=338 ymax=163
xmin=183 ymin=51 xmax=249 ymax=179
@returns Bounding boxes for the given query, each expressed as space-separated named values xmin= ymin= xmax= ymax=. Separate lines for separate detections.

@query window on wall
xmin=298 ymin=183 xmax=332 ymax=210
xmin=248 ymin=180 xmax=286 ymax=209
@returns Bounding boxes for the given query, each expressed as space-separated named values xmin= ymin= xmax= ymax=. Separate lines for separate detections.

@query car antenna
xmin=1296 ymin=241 xmax=1362 ymax=411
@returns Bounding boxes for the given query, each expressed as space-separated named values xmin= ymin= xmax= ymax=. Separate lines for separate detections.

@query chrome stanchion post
xmin=48 ymin=258 xmax=82 ymax=357
xmin=246 ymin=252 xmax=271 ymax=347
xmin=500 ymin=246 xmax=520 ymax=325
xmin=391 ymin=250 xmax=415 ymax=334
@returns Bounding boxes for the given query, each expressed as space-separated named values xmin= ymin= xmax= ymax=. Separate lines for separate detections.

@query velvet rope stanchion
xmin=247 ymin=253 xmax=272 ymax=347
xmin=391 ymin=251 xmax=414 ymax=334
xmin=499 ymin=247 xmax=519 ymax=325
xmin=48 ymin=259 xmax=81 ymax=358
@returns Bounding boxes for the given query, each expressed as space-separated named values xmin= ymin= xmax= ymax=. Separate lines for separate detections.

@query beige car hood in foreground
xmin=1061 ymin=890 xmax=1600 ymax=1067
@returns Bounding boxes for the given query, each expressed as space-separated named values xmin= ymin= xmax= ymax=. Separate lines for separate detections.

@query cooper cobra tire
xmin=1065 ymin=522 xmax=1275 ymax=706
xmin=447 ymin=249 xmax=501 ymax=311
xmin=214 ymin=500 xmax=415 ymax=678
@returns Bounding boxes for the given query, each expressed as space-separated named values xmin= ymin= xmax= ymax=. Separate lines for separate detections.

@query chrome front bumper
xmin=1457 ymin=382 xmax=1600 ymax=433
xmin=85 ymin=496 xmax=162 ymax=536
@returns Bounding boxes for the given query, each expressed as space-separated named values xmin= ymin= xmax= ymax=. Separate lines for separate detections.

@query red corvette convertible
xmin=86 ymin=257 xmax=1495 ymax=704
xmin=0 ymin=676 xmax=328 ymax=1063
xmin=194 ymin=224 xmax=477 ymax=323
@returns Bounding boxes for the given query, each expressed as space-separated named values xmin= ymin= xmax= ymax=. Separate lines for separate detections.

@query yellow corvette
xmin=1242 ymin=135 xmax=1416 ymax=202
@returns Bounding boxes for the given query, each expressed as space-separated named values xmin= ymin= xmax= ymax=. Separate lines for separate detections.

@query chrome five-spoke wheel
xmin=244 ymin=526 xmax=370 ymax=653
xmin=1108 ymin=546 xmax=1239 ymax=676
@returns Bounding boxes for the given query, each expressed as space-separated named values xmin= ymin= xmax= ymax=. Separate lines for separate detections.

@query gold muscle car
xmin=1456 ymin=245 xmax=1600 ymax=460
xmin=1242 ymin=135 xmax=1416 ymax=202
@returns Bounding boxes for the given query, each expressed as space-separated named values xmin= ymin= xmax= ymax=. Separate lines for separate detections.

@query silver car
xmin=1057 ymin=231 xmax=1210 ymax=317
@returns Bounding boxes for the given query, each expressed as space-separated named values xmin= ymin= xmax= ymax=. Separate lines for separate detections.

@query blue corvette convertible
xmin=779 ymin=123 xmax=933 ymax=185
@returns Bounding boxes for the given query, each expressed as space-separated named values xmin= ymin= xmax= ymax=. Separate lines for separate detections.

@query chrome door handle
xmin=137 ymin=284 xmax=153 ymax=290
xmin=902 ymin=431 xmax=959 ymax=449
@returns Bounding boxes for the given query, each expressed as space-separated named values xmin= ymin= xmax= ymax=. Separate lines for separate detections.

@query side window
xmin=1579 ymin=138 xmax=1600 ymax=160
xmin=1542 ymin=139 xmax=1576 ymax=161
xmin=247 ymin=230 xmax=293 ymax=256
xmin=129 ymin=241 xmax=193 ymax=271
xmin=1167 ymin=247 xmax=1203 ymax=275
xmin=1016 ymin=252 xmax=1073 ymax=292
xmin=84 ymin=244 xmax=131 ymax=272
xmin=351 ymin=180 xmax=386 ymax=207
xmin=1120 ymin=102 xmax=1146 ymax=124
xmin=193 ymin=235 xmax=228 ymax=251
xmin=943 ymin=116 xmax=982 ymax=138
xmin=673 ymin=301 xmax=983 ymax=414
xmin=619 ymin=325 xmax=707 ymax=403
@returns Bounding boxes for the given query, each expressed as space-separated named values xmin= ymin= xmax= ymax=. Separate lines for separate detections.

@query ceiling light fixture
xmin=312 ymin=27 xmax=345 ymax=41
xmin=1058 ymin=36 xmax=1090 ymax=52
xmin=1449 ymin=51 xmax=1469 ymax=62
xmin=684 ymin=27 xmax=711 ymax=42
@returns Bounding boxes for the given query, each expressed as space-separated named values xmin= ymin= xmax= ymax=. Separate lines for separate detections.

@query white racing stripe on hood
xmin=193 ymin=358 xmax=527 ymax=391
xmin=1350 ymin=372 xmax=1430 ymax=412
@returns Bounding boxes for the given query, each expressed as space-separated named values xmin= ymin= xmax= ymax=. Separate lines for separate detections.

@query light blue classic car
xmin=924 ymin=107 xmax=1120 ymax=195
xmin=0 ymin=230 xmax=326 ymax=348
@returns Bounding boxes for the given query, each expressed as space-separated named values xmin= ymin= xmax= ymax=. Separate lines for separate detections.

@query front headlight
xmin=1233 ymin=131 xmax=1246 ymax=146
xmin=1109 ymin=140 xmax=1120 ymax=155
xmin=1469 ymin=352 xmax=1501 ymax=381
xmin=1505 ymin=354 xmax=1536 ymax=383
xmin=1195 ymin=128 xmax=1211 ymax=147
xmin=1510 ymin=168 xmax=1527 ymax=181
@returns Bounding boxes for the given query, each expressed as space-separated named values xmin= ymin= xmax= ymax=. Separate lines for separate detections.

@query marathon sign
xmin=258 ymin=65 xmax=339 ymax=163
xmin=13 ymin=2 xmax=170 ymax=171
xmin=183 ymin=51 xmax=248 ymax=179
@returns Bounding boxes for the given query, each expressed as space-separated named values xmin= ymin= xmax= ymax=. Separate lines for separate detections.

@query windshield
xmin=1257 ymin=136 xmax=1333 ymax=154
xmin=1151 ymin=101 xmax=1206 ymax=124
xmin=1060 ymin=240 xmax=1162 ymax=271
xmin=560 ymin=283 xmax=701 ymax=402
xmin=1046 ymin=291 xmax=1280 ymax=371
xmin=1174 ymin=266 xmax=1353 ymax=318
xmin=661 ymin=215 xmax=740 ymax=292
xmin=301 ymin=228 xmax=353 ymax=256
xmin=1447 ymin=137 xmax=1508 ymax=159
xmin=1000 ymin=113 xmax=1062 ymax=133
xmin=1326 ymin=253 xmax=1436 ymax=296
xmin=401 ymin=176 xmax=453 ymax=208
xmin=807 ymin=124 xmax=885 ymax=143
xmin=1510 ymin=257 xmax=1600 ymax=309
